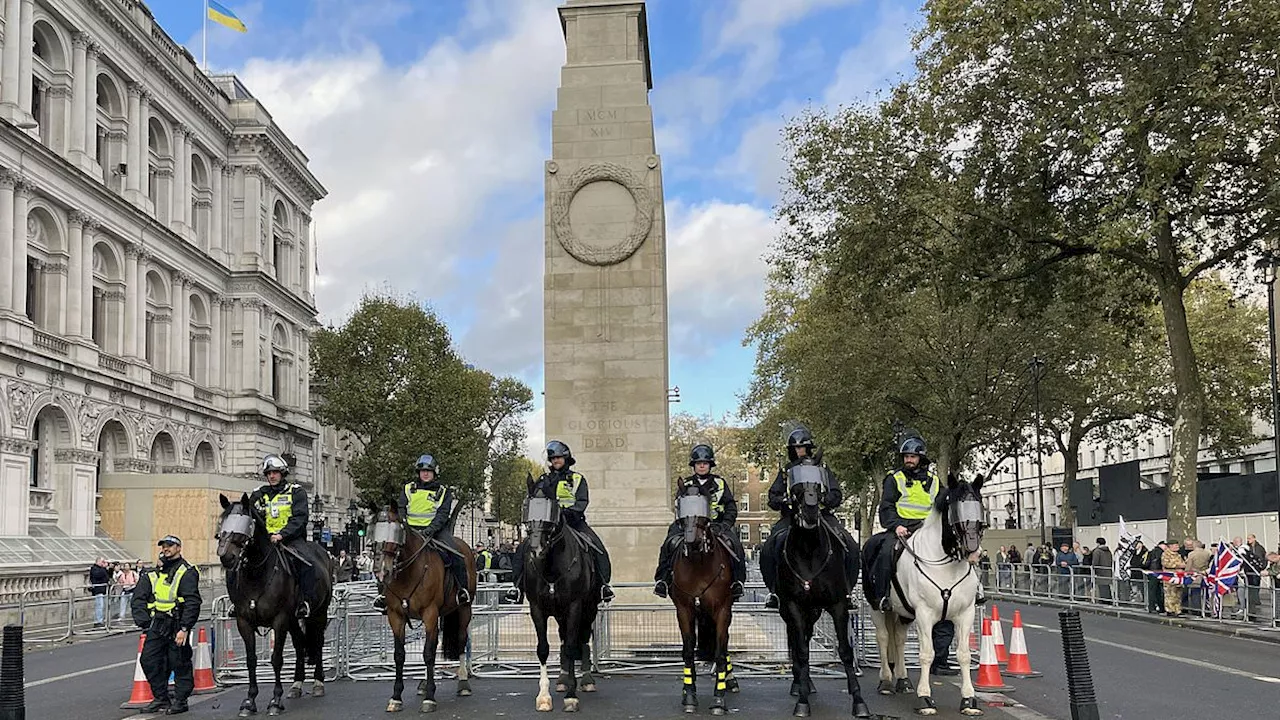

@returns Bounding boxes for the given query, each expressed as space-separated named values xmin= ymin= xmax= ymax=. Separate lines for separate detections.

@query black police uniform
xmin=509 ymin=467 xmax=613 ymax=597
xmin=131 ymin=545 xmax=202 ymax=713
xmin=654 ymin=473 xmax=747 ymax=593
xmin=248 ymin=480 xmax=318 ymax=616
xmin=759 ymin=458 xmax=857 ymax=596
xmin=397 ymin=478 xmax=471 ymax=603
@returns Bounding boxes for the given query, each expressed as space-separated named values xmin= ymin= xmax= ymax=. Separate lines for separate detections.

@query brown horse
xmin=668 ymin=490 xmax=739 ymax=715
xmin=373 ymin=507 xmax=476 ymax=713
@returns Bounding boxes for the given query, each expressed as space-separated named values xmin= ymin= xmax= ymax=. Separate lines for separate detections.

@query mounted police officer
xmin=131 ymin=535 xmax=202 ymax=715
xmin=865 ymin=434 xmax=981 ymax=676
xmin=759 ymin=427 xmax=858 ymax=609
xmin=504 ymin=440 xmax=614 ymax=604
xmin=248 ymin=454 xmax=318 ymax=619
xmin=653 ymin=444 xmax=746 ymax=600
xmin=373 ymin=453 xmax=471 ymax=611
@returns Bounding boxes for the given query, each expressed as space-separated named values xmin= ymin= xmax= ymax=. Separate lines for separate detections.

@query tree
xmin=904 ymin=0 xmax=1280 ymax=540
xmin=489 ymin=424 xmax=540 ymax=535
xmin=310 ymin=294 xmax=501 ymax=509
xmin=667 ymin=412 xmax=756 ymax=505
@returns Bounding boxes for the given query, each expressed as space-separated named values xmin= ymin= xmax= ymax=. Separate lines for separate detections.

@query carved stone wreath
xmin=550 ymin=162 xmax=653 ymax=266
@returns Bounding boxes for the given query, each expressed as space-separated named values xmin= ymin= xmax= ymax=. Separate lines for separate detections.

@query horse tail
xmin=440 ymin=608 xmax=467 ymax=661
xmin=695 ymin=612 xmax=717 ymax=662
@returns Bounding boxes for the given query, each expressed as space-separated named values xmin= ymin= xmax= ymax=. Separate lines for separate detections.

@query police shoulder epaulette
xmin=571 ymin=472 xmax=582 ymax=480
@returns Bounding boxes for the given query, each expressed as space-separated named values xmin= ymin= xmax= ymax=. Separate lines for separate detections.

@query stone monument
xmin=543 ymin=0 xmax=670 ymax=584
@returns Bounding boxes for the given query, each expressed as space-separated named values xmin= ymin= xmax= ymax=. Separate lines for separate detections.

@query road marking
xmin=1020 ymin=620 xmax=1280 ymax=684
xmin=23 ymin=659 xmax=135 ymax=688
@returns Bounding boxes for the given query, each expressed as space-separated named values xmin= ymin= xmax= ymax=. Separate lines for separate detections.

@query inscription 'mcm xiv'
xmin=580 ymin=108 xmax=620 ymax=139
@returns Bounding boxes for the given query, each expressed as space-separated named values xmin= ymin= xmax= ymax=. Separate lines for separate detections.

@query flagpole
xmin=202 ymin=0 xmax=208 ymax=71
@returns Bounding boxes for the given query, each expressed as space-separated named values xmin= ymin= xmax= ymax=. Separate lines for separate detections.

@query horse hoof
xmin=727 ymin=679 xmax=741 ymax=694
xmin=387 ymin=699 xmax=403 ymax=712
xmin=581 ymin=683 xmax=596 ymax=693
xmin=239 ymin=706 xmax=257 ymax=718
xmin=895 ymin=679 xmax=912 ymax=694
xmin=916 ymin=696 xmax=938 ymax=716
xmin=536 ymin=695 xmax=554 ymax=712
xmin=564 ymin=698 xmax=580 ymax=713
xmin=960 ymin=697 xmax=984 ymax=716
xmin=877 ymin=679 xmax=894 ymax=695
xmin=853 ymin=700 xmax=872 ymax=718
xmin=790 ymin=681 xmax=800 ymax=697
xmin=458 ymin=683 xmax=473 ymax=697
xmin=555 ymin=683 xmax=567 ymax=693
xmin=711 ymin=706 xmax=726 ymax=716
xmin=710 ymin=698 xmax=726 ymax=715
xmin=267 ymin=705 xmax=283 ymax=717
xmin=684 ymin=704 xmax=697 ymax=714
xmin=793 ymin=702 xmax=811 ymax=717
xmin=420 ymin=699 xmax=437 ymax=713
xmin=287 ymin=687 xmax=302 ymax=699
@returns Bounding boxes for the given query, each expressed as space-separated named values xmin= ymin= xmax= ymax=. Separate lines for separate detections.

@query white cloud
xmin=232 ymin=0 xmax=564 ymax=325
xmin=456 ymin=216 xmax=544 ymax=377
xmin=665 ymin=201 xmax=777 ymax=355
xmin=523 ymin=404 xmax=546 ymax=460
xmin=822 ymin=1 xmax=917 ymax=105
xmin=722 ymin=108 xmax=794 ymax=201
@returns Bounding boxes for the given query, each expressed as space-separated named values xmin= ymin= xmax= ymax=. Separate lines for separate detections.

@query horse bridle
xmin=525 ymin=517 xmax=573 ymax=595
xmin=892 ymin=496 xmax=984 ymax=621
xmin=218 ymin=509 xmax=284 ymax=630
xmin=670 ymin=519 xmax=726 ymax=607
xmin=781 ymin=516 xmax=834 ymax=594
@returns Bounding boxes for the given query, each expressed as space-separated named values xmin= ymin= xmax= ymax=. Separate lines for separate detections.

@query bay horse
xmin=372 ymin=507 xmax=476 ymax=713
xmin=667 ymin=488 xmax=739 ymax=715
xmin=867 ymin=474 xmax=985 ymax=716
xmin=775 ymin=465 xmax=871 ymax=718
xmin=520 ymin=495 xmax=601 ymax=712
xmin=217 ymin=494 xmax=334 ymax=717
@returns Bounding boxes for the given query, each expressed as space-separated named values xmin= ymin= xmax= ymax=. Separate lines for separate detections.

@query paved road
xmin=17 ymin=601 xmax=1280 ymax=719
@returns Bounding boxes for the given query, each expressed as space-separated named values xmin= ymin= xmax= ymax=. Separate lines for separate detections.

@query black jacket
xmin=676 ymin=473 xmax=738 ymax=526
xmin=768 ymin=459 xmax=843 ymax=516
xmin=88 ymin=564 xmax=110 ymax=596
xmin=877 ymin=462 xmax=936 ymax=532
xmin=531 ymin=468 xmax=589 ymax=518
xmin=249 ymin=481 xmax=309 ymax=542
xmin=398 ymin=479 xmax=453 ymax=537
xmin=131 ymin=556 xmax=202 ymax=634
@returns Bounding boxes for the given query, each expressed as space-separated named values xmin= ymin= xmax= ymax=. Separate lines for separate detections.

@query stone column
xmin=241 ymin=298 xmax=261 ymax=393
xmin=210 ymin=295 xmax=223 ymax=388
xmin=125 ymin=83 xmax=141 ymax=194
xmin=171 ymin=271 xmax=188 ymax=375
xmin=84 ymin=44 xmax=99 ymax=160
xmin=172 ymin=125 xmax=188 ymax=230
xmin=53 ymin=448 xmax=100 ymax=537
xmin=16 ymin=0 xmax=33 ymax=117
xmin=80 ymin=218 xmax=94 ymax=337
xmin=0 ymin=170 xmax=14 ymax=310
xmin=137 ymin=91 xmax=150 ymax=204
xmin=0 ymin=0 xmax=21 ymax=111
xmin=66 ymin=211 xmax=85 ymax=337
xmin=210 ymin=158 xmax=224 ymax=254
xmin=69 ymin=33 xmax=88 ymax=159
xmin=123 ymin=243 xmax=139 ymax=357
xmin=243 ymin=166 xmax=263 ymax=267
xmin=11 ymin=180 xmax=29 ymax=318
xmin=543 ymin=0 xmax=671 ymax=584
xmin=299 ymin=214 xmax=311 ymax=296
xmin=0 ymin=438 xmax=36 ymax=536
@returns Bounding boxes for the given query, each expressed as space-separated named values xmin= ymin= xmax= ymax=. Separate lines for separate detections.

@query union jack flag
xmin=1204 ymin=539 xmax=1243 ymax=618
xmin=1145 ymin=570 xmax=1195 ymax=585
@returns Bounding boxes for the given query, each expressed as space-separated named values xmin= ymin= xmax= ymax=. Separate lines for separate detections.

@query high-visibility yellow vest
xmin=477 ymin=551 xmax=492 ymax=570
xmin=686 ymin=476 xmax=726 ymax=518
xmin=555 ymin=473 xmax=583 ymax=509
xmin=405 ymin=483 xmax=446 ymax=527
xmin=893 ymin=467 xmax=939 ymax=520
xmin=146 ymin=564 xmax=190 ymax=616
xmin=258 ymin=484 xmax=296 ymax=534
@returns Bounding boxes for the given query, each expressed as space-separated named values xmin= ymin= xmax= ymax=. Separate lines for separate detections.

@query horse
xmin=867 ymin=473 xmax=986 ymax=716
xmin=216 ymin=494 xmax=334 ymax=717
xmin=520 ymin=494 xmax=601 ymax=712
xmin=666 ymin=488 xmax=740 ymax=715
xmin=774 ymin=464 xmax=871 ymax=718
xmin=371 ymin=507 xmax=476 ymax=713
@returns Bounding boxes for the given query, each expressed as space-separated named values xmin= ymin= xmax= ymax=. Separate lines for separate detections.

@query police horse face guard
xmin=677 ymin=490 xmax=711 ymax=551
xmin=788 ymin=464 xmax=826 ymax=530
xmin=869 ymin=474 xmax=987 ymax=717
xmin=524 ymin=496 xmax=562 ymax=560
xmin=370 ymin=509 xmax=406 ymax=583
xmin=217 ymin=493 xmax=332 ymax=718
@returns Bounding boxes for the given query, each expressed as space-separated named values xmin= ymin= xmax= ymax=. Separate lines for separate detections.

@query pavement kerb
xmin=989 ymin=592 xmax=1280 ymax=645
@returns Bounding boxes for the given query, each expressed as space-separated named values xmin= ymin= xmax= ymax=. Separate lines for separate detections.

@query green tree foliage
xmin=310 ymin=294 xmax=532 ymax=511
xmin=489 ymin=424 xmax=540 ymax=534
xmin=667 ymin=412 xmax=757 ymax=503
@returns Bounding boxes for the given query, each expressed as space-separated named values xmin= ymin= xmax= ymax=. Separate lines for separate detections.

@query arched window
xmin=271 ymin=323 xmax=289 ymax=404
xmin=24 ymin=207 xmax=66 ymax=333
xmin=272 ymin=201 xmax=290 ymax=284
xmin=31 ymin=21 xmax=69 ymax=150
xmin=95 ymin=73 xmax=127 ymax=191
xmin=144 ymin=271 xmax=171 ymax=370
xmin=91 ymin=241 xmax=125 ymax=355
xmin=188 ymin=294 xmax=210 ymax=385
xmin=146 ymin=118 xmax=172 ymax=221
xmin=190 ymin=155 xmax=211 ymax=249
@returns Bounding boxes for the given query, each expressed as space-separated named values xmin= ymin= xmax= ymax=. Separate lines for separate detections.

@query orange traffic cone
xmin=974 ymin=618 xmax=1014 ymax=692
xmin=120 ymin=635 xmax=155 ymax=709
xmin=990 ymin=605 xmax=1009 ymax=664
xmin=1005 ymin=611 xmax=1042 ymax=678
xmin=192 ymin=627 xmax=218 ymax=693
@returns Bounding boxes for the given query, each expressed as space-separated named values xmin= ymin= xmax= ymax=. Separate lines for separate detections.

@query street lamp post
xmin=1259 ymin=251 xmax=1280 ymax=527
xmin=1012 ymin=443 xmax=1023 ymax=530
xmin=311 ymin=494 xmax=325 ymax=544
xmin=1030 ymin=356 xmax=1048 ymax=545
xmin=347 ymin=499 xmax=359 ymax=553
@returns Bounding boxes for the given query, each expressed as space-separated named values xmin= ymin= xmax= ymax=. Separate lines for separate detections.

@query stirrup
xmin=730 ymin=581 xmax=744 ymax=600
xmin=653 ymin=580 xmax=669 ymax=598
xmin=504 ymin=587 xmax=523 ymax=604
xmin=764 ymin=593 xmax=779 ymax=609
xmin=296 ymin=601 xmax=311 ymax=619
xmin=600 ymin=585 xmax=615 ymax=603
xmin=457 ymin=588 xmax=472 ymax=606
xmin=878 ymin=596 xmax=892 ymax=612
xmin=372 ymin=595 xmax=387 ymax=614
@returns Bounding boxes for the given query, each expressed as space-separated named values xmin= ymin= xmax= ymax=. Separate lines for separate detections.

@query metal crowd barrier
xmin=211 ymin=580 xmax=990 ymax=683
xmin=990 ymin=563 xmax=1279 ymax=628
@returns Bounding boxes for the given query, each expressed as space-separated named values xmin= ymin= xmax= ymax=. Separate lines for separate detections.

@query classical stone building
xmin=0 ymin=0 xmax=335 ymax=596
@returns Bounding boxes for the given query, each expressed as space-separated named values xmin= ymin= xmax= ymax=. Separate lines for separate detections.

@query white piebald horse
xmin=868 ymin=473 xmax=986 ymax=716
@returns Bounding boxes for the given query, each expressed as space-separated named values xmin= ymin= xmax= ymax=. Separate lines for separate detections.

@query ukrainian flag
xmin=208 ymin=1 xmax=247 ymax=33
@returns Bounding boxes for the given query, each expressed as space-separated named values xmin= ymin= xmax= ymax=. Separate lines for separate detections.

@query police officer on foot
xmin=505 ymin=441 xmax=614 ymax=604
xmin=131 ymin=535 xmax=202 ymax=714
xmin=249 ymin=454 xmax=318 ymax=619
xmin=373 ymin=453 xmax=471 ymax=611
xmin=653 ymin=444 xmax=746 ymax=600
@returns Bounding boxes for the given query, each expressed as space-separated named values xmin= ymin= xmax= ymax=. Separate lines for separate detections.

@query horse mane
xmin=928 ymin=477 xmax=983 ymax=560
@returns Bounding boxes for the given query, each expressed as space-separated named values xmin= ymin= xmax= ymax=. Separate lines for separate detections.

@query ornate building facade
xmin=0 ymin=0 xmax=332 ymax=589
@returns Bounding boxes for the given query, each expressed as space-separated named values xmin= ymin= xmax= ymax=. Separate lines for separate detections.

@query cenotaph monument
xmin=543 ymin=0 xmax=671 ymax=584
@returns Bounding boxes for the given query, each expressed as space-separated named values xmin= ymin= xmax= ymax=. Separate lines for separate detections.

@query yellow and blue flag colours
xmin=207 ymin=1 xmax=247 ymax=33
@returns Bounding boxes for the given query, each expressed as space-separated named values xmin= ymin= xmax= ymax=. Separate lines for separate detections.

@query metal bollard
xmin=1057 ymin=610 xmax=1099 ymax=720
xmin=1 ymin=625 xmax=25 ymax=720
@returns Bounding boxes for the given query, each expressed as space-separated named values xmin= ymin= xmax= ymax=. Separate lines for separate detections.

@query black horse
xmin=217 ymin=494 xmax=335 ymax=717
xmin=775 ymin=466 xmax=871 ymax=718
xmin=520 ymin=494 xmax=601 ymax=712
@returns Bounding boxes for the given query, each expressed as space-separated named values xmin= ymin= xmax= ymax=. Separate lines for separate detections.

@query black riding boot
xmin=760 ymin=531 xmax=782 ymax=609
xmin=653 ymin=535 xmax=676 ymax=597
xmin=373 ymin=579 xmax=388 ymax=614
xmin=452 ymin=561 xmax=472 ymax=606
xmin=871 ymin=539 xmax=895 ymax=612
xmin=597 ymin=551 xmax=614 ymax=603
xmin=296 ymin=560 xmax=316 ymax=619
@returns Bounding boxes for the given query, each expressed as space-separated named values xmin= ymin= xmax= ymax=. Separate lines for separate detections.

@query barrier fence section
xmin=989 ymin=563 xmax=1279 ymax=629
xmin=212 ymin=581 xmax=990 ymax=684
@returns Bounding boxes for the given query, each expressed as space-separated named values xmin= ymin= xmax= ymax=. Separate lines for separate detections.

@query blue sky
xmin=148 ymin=0 xmax=922 ymax=452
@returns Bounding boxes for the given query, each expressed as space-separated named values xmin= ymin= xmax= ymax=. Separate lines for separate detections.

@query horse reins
xmin=781 ymin=515 xmax=834 ymax=594
xmin=669 ymin=531 xmax=727 ymax=607
xmin=891 ymin=526 xmax=976 ymax=622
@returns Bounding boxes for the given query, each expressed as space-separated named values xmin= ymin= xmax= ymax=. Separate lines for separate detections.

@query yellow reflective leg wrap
xmin=683 ymin=666 xmax=693 ymax=685
xmin=716 ymin=670 xmax=726 ymax=691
